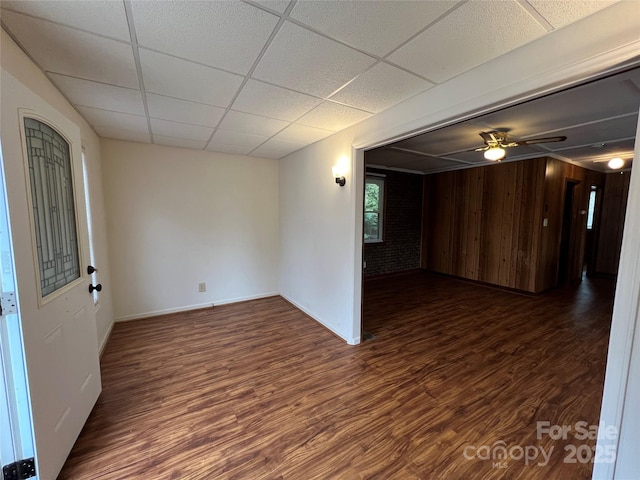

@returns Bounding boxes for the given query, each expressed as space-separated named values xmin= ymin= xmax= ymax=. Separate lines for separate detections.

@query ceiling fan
xmin=473 ymin=130 xmax=567 ymax=161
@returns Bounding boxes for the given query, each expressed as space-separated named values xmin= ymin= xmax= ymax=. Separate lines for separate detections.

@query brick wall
xmin=364 ymin=168 xmax=423 ymax=276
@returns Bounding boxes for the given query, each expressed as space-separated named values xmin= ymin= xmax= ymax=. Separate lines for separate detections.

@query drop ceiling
xmin=0 ymin=0 xmax=629 ymax=159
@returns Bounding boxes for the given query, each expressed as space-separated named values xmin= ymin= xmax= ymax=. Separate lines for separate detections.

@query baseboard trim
xmin=280 ymin=293 xmax=357 ymax=345
xmin=114 ymin=291 xmax=280 ymax=322
xmin=99 ymin=321 xmax=114 ymax=358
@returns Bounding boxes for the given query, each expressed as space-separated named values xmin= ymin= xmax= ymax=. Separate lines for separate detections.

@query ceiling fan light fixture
xmin=608 ymin=157 xmax=625 ymax=170
xmin=484 ymin=146 xmax=506 ymax=161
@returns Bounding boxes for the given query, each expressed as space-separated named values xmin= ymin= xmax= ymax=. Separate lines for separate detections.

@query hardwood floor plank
xmin=59 ymin=274 xmax=613 ymax=479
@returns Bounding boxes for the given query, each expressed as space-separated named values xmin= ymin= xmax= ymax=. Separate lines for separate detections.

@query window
xmin=364 ymin=175 xmax=385 ymax=242
xmin=587 ymin=186 xmax=597 ymax=230
xmin=82 ymin=152 xmax=98 ymax=305
xmin=23 ymin=117 xmax=80 ymax=297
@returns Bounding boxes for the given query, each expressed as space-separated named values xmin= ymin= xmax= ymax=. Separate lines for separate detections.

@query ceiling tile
xmin=366 ymin=148 xmax=455 ymax=172
xmin=232 ymin=79 xmax=322 ymax=121
xmin=205 ymin=143 xmax=255 ymax=156
xmin=147 ymin=94 xmax=225 ymax=128
xmin=330 ymin=62 xmax=433 ymax=113
xmin=153 ymin=135 xmax=207 ymax=150
xmin=139 ymin=49 xmax=243 ymax=107
xmin=218 ymin=111 xmax=289 ymax=137
xmin=297 ymin=102 xmax=372 ymax=131
xmin=547 ymin=116 xmax=637 ymax=150
xmin=274 ymin=124 xmax=333 ymax=144
xmin=48 ymin=73 xmax=144 ymax=115
xmin=387 ymin=1 xmax=546 ymax=83
xmin=77 ymin=106 xmax=148 ymax=133
xmin=150 ymin=118 xmax=214 ymax=142
xmin=1 ymin=0 xmax=130 ymax=42
xmin=252 ymin=22 xmax=376 ymax=97
xmin=528 ymin=0 xmax=618 ymax=29
xmin=2 ymin=10 xmax=139 ymax=88
xmin=130 ymin=1 xmax=279 ymax=75
xmin=209 ymin=130 xmax=269 ymax=150
xmin=252 ymin=0 xmax=291 ymax=14
xmin=251 ymin=138 xmax=307 ymax=159
xmin=94 ymin=126 xmax=150 ymax=144
xmin=478 ymin=70 xmax=640 ymax=138
xmin=290 ymin=0 xmax=457 ymax=56
xmin=553 ymin=138 xmax=635 ymax=164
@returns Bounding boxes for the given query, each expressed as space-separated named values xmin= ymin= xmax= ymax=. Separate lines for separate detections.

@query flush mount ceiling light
xmin=608 ymin=157 xmax=625 ymax=170
xmin=484 ymin=146 xmax=506 ymax=161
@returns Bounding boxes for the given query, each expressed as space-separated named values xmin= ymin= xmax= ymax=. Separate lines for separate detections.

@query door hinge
xmin=0 ymin=292 xmax=17 ymax=316
xmin=2 ymin=458 xmax=36 ymax=480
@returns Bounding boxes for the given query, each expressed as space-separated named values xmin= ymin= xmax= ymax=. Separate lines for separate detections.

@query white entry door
xmin=1 ymin=71 xmax=101 ymax=480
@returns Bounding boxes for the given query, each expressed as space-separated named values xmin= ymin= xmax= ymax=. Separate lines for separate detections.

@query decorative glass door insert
xmin=23 ymin=117 xmax=80 ymax=298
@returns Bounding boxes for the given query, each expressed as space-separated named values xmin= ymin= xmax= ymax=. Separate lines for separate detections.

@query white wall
xmin=1 ymin=29 xmax=114 ymax=352
xmin=278 ymin=0 xmax=640 ymax=346
xmin=279 ymin=130 xmax=361 ymax=343
xmin=101 ymin=140 xmax=279 ymax=320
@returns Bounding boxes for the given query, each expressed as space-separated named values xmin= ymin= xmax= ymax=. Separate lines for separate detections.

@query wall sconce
xmin=332 ymin=157 xmax=348 ymax=187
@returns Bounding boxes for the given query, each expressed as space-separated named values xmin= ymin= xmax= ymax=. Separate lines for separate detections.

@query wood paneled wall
xmin=595 ymin=171 xmax=631 ymax=275
xmin=422 ymin=157 xmax=598 ymax=293
xmin=536 ymin=158 xmax=588 ymax=291
xmin=423 ymin=158 xmax=546 ymax=292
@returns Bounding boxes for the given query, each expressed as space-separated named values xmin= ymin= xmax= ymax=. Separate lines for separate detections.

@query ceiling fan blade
xmin=516 ymin=135 xmax=567 ymax=146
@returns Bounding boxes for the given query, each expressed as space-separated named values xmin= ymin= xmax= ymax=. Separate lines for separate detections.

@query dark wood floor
xmin=59 ymin=272 xmax=614 ymax=479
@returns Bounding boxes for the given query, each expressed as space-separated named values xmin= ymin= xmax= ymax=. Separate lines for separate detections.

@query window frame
xmin=364 ymin=174 xmax=386 ymax=244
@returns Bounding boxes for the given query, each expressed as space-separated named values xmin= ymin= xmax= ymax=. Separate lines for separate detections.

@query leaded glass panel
xmin=23 ymin=117 xmax=80 ymax=297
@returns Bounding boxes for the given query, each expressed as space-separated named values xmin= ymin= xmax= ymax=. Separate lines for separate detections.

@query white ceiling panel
xmin=210 ymin=130 xmax=269 ymax=150
xmin=251 ymin=0 xmax=291 ymax=14
xmin=367 ymin=148 xmax=458 ymax=172
xmin=139 ymin=49 xmax=243 ymax=107
xmin=297 ymin=102 xmax=372 ymax=131
xmin=528 ymin=0 xmax=618 ymax=29
xmin=548 ymin=116 xmax=637 ymax=150
xmin=147 ymin=94 xmax=225 ymax=128
xmin=153 ymin=135 xmax=208 ymax=150
xmin=77 ymin=106 xmax=150 ymax=139
xmin=150 ymin=118 xmax=214 ymax=142
xmin=395 ymin=122 xmax=491 ymax=154
xmin=289 ymin=0 xmax=457 ymax=57
xmin=252 ymin=22 xmax=376 ymax=97
xmin=479 ymin=71 xmax=640 ymax=138
xmin=2 ymin=0 xmax=131 ymax=42
xmin=48 ymin=73 xmax=144 ymax=115
xmin=231 ymin=79 xmax=322 ymax=121
xmin=554 ymin=138 xmax=635 ymax=163
xmin=218 ymin=111 xmax=289 ymax=137
xmin=251 ymin=138 xmax=307 ymax=159
xmin=205 ymin=143 xmax=254 ymax=156
xmin=2 ymin=10 xmax=139 ymax=88
xmin=274 ymin=124 xmax=333 ymax=144
xmin=130 ymin=1 xmax=279 ymax=75
xmin=388 ymin=0 xmax=546 ymax=83
xmin=330 ymin=62 xmax=433 ymax=113
xmin=94 ymin=126 xmax=151 ymax=144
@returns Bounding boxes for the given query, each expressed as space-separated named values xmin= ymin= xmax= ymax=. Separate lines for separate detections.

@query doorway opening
xmin=558 ymin=179 xmax=581 ymax=285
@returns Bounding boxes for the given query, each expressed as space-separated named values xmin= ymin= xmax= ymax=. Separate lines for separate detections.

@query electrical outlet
xmin=198 ymin=283 xmax=206 ymax=293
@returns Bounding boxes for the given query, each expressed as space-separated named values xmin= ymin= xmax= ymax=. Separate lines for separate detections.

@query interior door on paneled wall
xmin=1 ymin=71 xmax=102 ymax=480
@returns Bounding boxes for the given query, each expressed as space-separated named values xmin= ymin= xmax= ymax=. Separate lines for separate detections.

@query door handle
xmin=88 ymin=284 xmax=102 ymax=294
xmin=87 ymin=265 xmax=98 ymax=274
